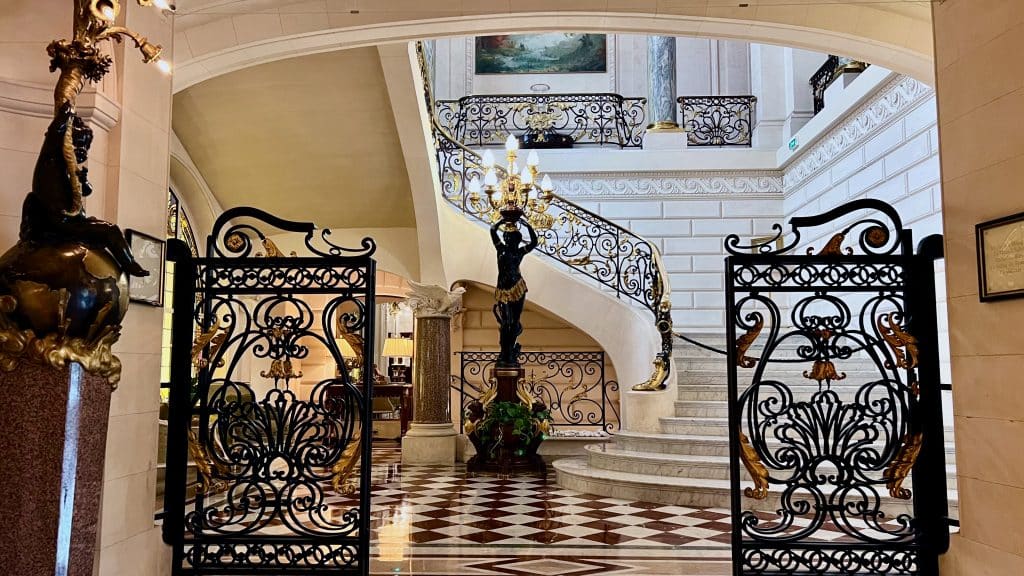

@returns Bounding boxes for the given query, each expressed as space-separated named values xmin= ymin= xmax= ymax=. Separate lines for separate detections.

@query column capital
xmin=407 ymin=281 xmax=465 ymax=319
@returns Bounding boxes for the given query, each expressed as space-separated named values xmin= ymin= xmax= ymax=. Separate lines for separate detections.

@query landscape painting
xmin=475 ymin=33 xmax=607 ymax=74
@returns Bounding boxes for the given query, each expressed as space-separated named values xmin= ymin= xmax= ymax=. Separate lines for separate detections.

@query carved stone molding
xmin=783 ymin=75 xmax=933 ymax=193
xmin=0 ymin=77 xmax=121 ymax=131
xmin=550 ymin=171 xmax=784 ymax=198
xmin=407 ymin=281 xmax=466 ymax=318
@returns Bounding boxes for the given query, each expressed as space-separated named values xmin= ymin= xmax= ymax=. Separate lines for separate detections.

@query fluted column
xmin=644 ymin=36 xmax=687 ymax=149
xmin=401 ymin=284 xmax=464 ymax=465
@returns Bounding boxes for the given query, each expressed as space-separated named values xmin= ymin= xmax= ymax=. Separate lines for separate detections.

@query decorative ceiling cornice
xmin=0 ymin=77 xmax=121 ymax=131
xmin=782 ymin=75 xmax=932 ymax=193
xmin=550 ymin=170 xmax=784 ymax=198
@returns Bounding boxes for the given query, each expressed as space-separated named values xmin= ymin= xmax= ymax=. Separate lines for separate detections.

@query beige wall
xmin=934 ymin=1 xmax=1024 ymax=573
xmin=0 ymin=2 xmax=173 ymax=574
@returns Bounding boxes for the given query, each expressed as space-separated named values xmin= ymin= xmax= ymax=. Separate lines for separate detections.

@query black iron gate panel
xmin=163 ymin=208 xmax=376 ymax=575
xmin=723 ymin=200 xmax=948 ymax=576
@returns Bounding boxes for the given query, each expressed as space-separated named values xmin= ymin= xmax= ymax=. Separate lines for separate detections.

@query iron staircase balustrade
xmin=435 ymin=93 xmax=647 ymax=148
xmin=810 ymin=55 xmax=871 ymax=115
xmin=453 ymin=350 xmax=620 ymax=433
xmin=414 ymin=41 xmax=674 ymax=388
xmin=677 ymin=95 xmax=757 ymax=147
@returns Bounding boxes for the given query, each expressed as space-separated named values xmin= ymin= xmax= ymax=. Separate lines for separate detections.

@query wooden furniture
xmin=367 ymin=383 xmax=412 ymax=441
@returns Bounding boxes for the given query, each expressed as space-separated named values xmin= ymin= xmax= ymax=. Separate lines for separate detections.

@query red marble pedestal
xmin=0 ymin=362 xmax=112 ymax=576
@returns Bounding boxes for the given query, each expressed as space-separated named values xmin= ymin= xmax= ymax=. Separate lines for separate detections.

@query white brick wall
xmin=545 ymin=77 xmax=944 ymax=340
xmin=592 ymin=196 xmax=784 ymax=330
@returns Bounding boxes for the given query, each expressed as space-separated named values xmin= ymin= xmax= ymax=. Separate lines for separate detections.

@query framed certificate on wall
xmin=977 ymin=211 xmax=1024 ymax=301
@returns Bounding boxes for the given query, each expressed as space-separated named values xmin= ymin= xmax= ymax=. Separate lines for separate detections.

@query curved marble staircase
xmin=554 ymin=337 xmax=959 ymax=514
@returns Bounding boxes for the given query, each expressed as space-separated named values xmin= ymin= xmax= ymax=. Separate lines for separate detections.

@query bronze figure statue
xmin=22 ymin=103 xmax=148 ymax=278
xmin=490 ymin=219 xmax=538 ymax=367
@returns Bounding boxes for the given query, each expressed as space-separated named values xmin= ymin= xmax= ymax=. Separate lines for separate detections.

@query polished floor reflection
xmin=359 ymin=447 xmax=732 ymax=575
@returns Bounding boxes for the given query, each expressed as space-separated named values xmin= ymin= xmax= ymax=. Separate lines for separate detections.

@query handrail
xmin=810 ymin=55 xmax=870 ymax=115
xmin=415 ymin=42 xmax=673 ymax=390
xmin=436 ymin=93 xmax=646 ymax=148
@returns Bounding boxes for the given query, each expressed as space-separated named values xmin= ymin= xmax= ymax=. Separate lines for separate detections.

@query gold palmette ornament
xmin=0 ymin=0 xmax=172 ymax=387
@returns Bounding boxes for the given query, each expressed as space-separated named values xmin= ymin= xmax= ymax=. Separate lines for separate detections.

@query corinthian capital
xmin=407 ymin=281 xmax=466 ymax=318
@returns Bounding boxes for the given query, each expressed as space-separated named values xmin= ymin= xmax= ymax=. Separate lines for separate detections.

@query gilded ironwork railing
xmin=677 ymin=95 xmax=756 ymax=147
xmin=435 ymin=93 xmax=647 ymax=148
xmin=810 ymin=55 xmax=871 ymax=114
xmin=453 ymin=351 xmax=620 ymax=432
xmin=416 ymin=42 xmax=673 ymax=389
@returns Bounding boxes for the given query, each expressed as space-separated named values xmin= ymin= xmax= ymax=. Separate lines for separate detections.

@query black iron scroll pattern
xmin=165 ymin=207 xmax=376 ymax=575
xmin=678 ymin=95 xmax=756 ymax=147
xmin=724 ymin=199 xmax=945 ymax=576
xmin=417 ymin=42 xmax=673 ymax=385
xmin=454 ymin=351 xmax=620 ymax=432
xmin=435 ymin=94 xmax=646 ymax=148
xmin=433 ymin=110 xmax=662 ymax=317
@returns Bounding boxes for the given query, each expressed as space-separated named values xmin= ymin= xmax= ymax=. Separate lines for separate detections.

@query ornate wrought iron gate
xmin=724 ymin=200 xmax=949 ymax=575
xmin=162 ymin=208 xmax=376 ymax=575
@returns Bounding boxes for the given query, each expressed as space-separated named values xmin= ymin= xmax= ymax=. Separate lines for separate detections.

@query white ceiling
xmin=172 ymin=47 xmax=415 ymax=229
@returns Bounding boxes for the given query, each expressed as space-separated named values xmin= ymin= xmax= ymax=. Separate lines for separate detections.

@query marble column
xmin=644 ymin=36 xmax=687 ymax=149
xmin=401 ymin=284 xmax=464 ymax=465
xmin=0 ymin=363 xmax=112 ymax=576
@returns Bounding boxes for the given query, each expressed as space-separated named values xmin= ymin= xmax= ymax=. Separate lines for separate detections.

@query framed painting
xmin=126 ymin=229 xmax=166 ymax=306
xmin=475 ymin=33 xmax=607 ymax=74
xmin=977 ymin=211 xmax=1024 ymax=301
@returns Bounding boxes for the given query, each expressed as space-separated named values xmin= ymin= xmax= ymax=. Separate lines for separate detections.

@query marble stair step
xmin=660 ymin=416 xmax=730 ymax=436
xmin=613 ymin=430 xmax=959 ymax=458
xmin=674 ymin=400 xmax=730 ymax=418
xmin=676 ymin=384 xmax=885 ymax=402
xmin=585 ymin=443 xmax=959 ymax=483
xmin=675 ymin=364 xmax=884 ymax=383
xmin=555 ymin=457 xmax=960 ymax=511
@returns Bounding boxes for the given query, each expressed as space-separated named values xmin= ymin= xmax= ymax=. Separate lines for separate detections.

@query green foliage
xmin=473 ymin=401 xmax=552 ymax=457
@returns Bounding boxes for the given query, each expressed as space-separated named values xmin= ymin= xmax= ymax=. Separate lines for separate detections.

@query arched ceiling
xmin=172 ymin=47 xmax=415 ymax=228
xmin=169 ymin=1 xmax=935 ymax=91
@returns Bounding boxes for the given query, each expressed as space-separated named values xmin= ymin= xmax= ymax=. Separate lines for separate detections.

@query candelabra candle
xmin=469 ymin=135 xmax=556 ymax=231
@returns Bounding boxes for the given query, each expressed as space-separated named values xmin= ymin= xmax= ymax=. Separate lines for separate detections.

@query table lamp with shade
xmin=382 ymin=337 xmax=414 ymax=382
xmin=334 ymin=337 xmax=359 ymax=379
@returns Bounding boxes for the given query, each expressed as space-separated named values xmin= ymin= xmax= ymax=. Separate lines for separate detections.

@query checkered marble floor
xmin=355 ymin=447 xmax=733 ymax=548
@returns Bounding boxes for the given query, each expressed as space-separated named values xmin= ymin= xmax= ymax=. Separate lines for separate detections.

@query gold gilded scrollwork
xmin=883 ymin=432 xmax=923 ymax=500
xmin=632 ymin=355 xmax=668 ymax=391
xmin=187 ymin=428 xmax=228 ymax=495
xmin=803 ymin=359 xmax=846 ymax=384
xmin=331 ymin=432 xmax=362 ymax=494
xmin=191 ymin=317 xmax=226 ymax=370
xmin=877 ymin=313 xmax=919 ymax=370
xmin=735 ymin=315 xmax=764 ymax=369
xmin=738 ymin=429 xmax=770 ymax=499
xmin=0 ymin=295 xmax=123 ymax=387
xmin=810 ymin=232 xmax=852 ymax=256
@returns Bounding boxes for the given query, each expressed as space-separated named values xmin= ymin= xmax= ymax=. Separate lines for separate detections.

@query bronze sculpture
xmin=490 ymin=219 xmax=538 ymax=367
xmin=0 ymin=0 xmax=165 ymax=386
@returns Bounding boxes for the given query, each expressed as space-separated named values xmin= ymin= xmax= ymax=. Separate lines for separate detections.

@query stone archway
xmin=172 ymin=10 xmax=934 ymax=92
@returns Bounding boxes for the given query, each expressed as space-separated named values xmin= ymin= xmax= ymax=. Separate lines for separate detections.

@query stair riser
xmin=557 ymin=465 xmax=948 ymax=513
xmin=677 ymin=388 xmax=896 ymax=402
xmin=674 ymin=402 xmax=729 ymax=418
xmin=614 ymin=435 xmax=959 ymax=459
xmin=661 ymin=420 xmax=729 ymax=436
xmin=589 ymin=453 xmax=731 ymax=479
xmin=678 ymin=371 xmax=888 ymax=387
xmin=588 ymin=451 xmax=959 ymax=484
